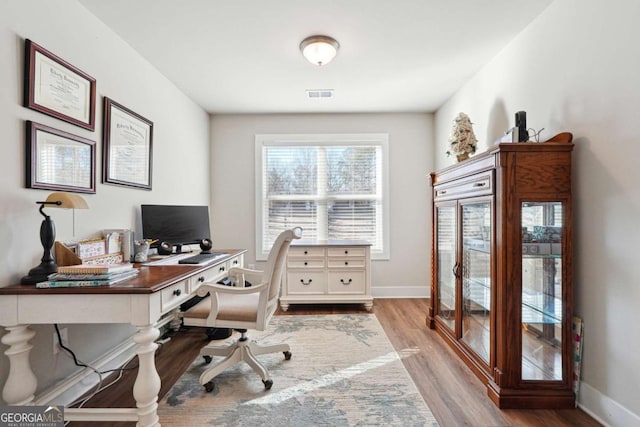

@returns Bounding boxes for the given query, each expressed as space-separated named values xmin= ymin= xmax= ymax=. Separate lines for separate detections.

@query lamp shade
xmin=300 ymin=35 xmax=339 ymax=66
xmin=44 ymin=192 xmax=89 ymax=209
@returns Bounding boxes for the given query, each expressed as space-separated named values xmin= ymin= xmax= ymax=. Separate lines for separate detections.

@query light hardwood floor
xmin=70 ymin=298 xmax=601 ymax=426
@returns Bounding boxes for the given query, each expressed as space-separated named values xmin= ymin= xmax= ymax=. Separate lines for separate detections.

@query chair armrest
xmin=229 ymin=267 xmax=263 ymax=275
xmin=228 ymin=267 xmax=264 ymax=287
xmin=195 ymin=281 xmax=267 ymax=298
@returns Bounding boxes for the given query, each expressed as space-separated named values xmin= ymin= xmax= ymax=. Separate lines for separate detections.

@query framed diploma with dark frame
xmin=103 ymin=97 xmax=153 ymax=190
xmin=24 ymin=39 xmax=96 ymax=131
xmin=26 ymin=121 xmax=96 ymax=194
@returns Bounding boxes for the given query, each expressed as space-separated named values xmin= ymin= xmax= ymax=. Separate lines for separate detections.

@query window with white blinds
xmin=255 ymin=134 xmax=389 ymax=260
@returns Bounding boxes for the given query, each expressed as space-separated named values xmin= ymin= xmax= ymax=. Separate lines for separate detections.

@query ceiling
xmin=78 ymin=0 xmax=553 ymax=114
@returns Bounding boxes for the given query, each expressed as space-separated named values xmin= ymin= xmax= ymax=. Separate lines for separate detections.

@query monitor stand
xmin=173 ymin=244 xmax=193 ymax=254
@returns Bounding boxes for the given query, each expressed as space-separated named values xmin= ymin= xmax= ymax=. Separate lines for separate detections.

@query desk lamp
xmin=21 ymin=192 xmax=88 ymax=285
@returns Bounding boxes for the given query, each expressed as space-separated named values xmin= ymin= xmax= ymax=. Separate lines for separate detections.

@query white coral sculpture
xmin=446 ymin=112 xmax=478 ymax=157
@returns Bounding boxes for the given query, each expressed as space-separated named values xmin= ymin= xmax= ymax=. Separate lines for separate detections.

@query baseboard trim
xmin=578 ymin=382 xmax=640 ymax=427
xmin=372 ymin=286 xmax=429 ymax=298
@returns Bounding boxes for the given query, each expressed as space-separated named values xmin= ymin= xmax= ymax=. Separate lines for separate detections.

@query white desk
xmin=0 ymin=249 xmax=245 ymax=426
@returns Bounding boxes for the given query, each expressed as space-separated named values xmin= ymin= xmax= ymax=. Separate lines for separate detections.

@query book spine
xmin=56 ymin=263 xmax=133 ymax=275
xmin=49 ymin=273 xmax=117 ymax=281
xmin=36 ymin=280 xmax=111 ymax=288
xmin=56 ymin=267 xmax=111 ymax=274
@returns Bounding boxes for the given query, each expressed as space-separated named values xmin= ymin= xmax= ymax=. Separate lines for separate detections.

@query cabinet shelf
xmin=465 ymin=277 xmax=491 ymax=311
xmin=522 ymin=290 xmax=562 ymax=324
xmin=464 ymin=238 xmax=490 ymax=252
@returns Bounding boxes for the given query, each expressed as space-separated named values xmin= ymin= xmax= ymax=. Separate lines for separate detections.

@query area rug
xmin=158 ymin=314 xmax=439 ymax=426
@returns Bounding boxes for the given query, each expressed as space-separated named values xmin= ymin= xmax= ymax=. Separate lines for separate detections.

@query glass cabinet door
xmin=461 ymin=202 xmax=492 ymax=363
xmin=436 ymin=204 xmax=456 ymax=331
xmin=521 ymin=202 xmax=564 ymax=381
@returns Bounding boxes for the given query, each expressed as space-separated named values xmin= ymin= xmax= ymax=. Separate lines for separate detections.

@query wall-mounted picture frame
xmin=103 ymin=97 xmax=153 ymax=190
xmin=26 ymin=121 xmax=96 ymax=193
xmin=24 ymin=39 xmax=96 ymax=131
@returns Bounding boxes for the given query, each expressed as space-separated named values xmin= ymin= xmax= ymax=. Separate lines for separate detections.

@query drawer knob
xmin=219 ymin=266 xmax=225 ymax=272
xmin=198 ymin=276 xmax=205 ymax=282
xmin=304 ymin=250 xmax=308 ymax=255
xmin=173 ymin=289 xmax=182 ymax=296
xmin=304 ymin=261 xmax=308 ymax=266
xmin=300 ymin=279 xmax=313 ymax=285
xmin=440 ymin=190 xmax=447 ymax=195
xmin=474 ymin=182 xmax=486 ymax=187
xmin=344 ymin=250 xmax=348 ymax=254
xmin=340 ymin=278 xmax=353 ymax=285
xmin=345 ymin=261 xmax=349 ymax=266
xmin=233 ymin=260 xmax=238 ymax=265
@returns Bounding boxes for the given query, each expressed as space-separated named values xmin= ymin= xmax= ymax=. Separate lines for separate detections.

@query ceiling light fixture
xmin=300 ymin=35 xmax=340 ymax=66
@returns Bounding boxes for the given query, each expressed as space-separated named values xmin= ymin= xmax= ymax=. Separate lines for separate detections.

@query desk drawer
xmin=228 ymin=254 xmax=243 ymax=270
xmin=189 ymin=263 xmax=228 ymax=293
xmin=327 ymin=258 xmax=366 ymax=269
xmin=327 ymin=247 xmax=367 ymax=257
xmin=289 ymin=247 xmax=326 ymax=258
xmin=288 ymin=258 xmax=325 ymax=269
xmin=328 ymin=271 xmax=366 ymax=294
xmin=286 ymin=271 xmax=326 ymax=294
xmin=161 ymin=281 xmax=189 ymax=312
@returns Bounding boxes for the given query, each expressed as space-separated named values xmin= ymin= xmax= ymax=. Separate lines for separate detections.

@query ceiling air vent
xmin=306 ymin=89 xmax=334 ymax=99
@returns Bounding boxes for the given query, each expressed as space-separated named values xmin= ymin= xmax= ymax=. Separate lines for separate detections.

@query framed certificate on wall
xmin=103 ymin=97 xmax=154 ymax=190
xmin=24 ymin=39 xmax=96 ymax=131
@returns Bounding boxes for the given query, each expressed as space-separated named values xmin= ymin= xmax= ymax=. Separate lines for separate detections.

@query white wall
xmin=0 ymin=0 xmax=210 ymax=403
xmin=434 ymin=0 xmax=640 ymax=424
xmin=210 ymin=113 xmax=433 ymax=297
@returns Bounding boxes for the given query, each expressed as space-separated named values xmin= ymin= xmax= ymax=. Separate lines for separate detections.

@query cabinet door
xmin=521 ymin=201 xmax=564 ymax=381
xmin=435 ymin=203 xmax=457 ymax=331
xmin=461 ymin=200 xmax=492 ymax=364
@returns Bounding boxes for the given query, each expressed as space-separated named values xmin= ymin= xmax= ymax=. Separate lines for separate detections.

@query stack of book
xmin=36 ymin=263 xmax=138 ymax=288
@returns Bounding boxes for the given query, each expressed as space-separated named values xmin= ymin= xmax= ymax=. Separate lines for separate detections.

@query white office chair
xmin=182 ymin=227 xmax=302 ymax=391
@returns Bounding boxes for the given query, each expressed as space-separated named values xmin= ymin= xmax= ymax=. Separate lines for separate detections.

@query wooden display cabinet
xmin=428 ymin=138 xmax=574 ymax=409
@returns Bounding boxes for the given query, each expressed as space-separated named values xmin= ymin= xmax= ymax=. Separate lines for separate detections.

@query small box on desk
xmin=55 ymin=241 xmax=123 ymax=267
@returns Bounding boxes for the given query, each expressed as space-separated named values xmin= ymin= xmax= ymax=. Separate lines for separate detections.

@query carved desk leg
xmin=1 ymin=325 xmax=38 ymax=405
xmin=132 ymin=324 xmax=161 ymax=427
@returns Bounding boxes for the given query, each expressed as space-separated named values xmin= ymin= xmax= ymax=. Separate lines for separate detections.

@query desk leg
xmin=132 ymin=325 xmax=161 ymax=427
xmin=1 ymin=325 xmax=37 ymax=405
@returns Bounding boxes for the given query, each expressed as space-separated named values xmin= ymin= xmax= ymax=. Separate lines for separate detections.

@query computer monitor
xmin=141 ymin=204 xmax=211 ymax=254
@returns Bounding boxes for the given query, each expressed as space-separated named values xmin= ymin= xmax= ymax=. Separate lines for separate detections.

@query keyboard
xmin=178 ymin=252 xmax=226 ymax=265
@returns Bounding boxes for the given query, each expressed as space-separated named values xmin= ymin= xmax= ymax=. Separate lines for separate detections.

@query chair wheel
xmin=203 ymin=355 xmax=212 ymax=364
xmin=204 ymin=381 xmax=215 ymax=393
xmin=283 ymin=351 xmax=292 ymax=360
xmin=263 ymin=379 xmax=273 ymax=390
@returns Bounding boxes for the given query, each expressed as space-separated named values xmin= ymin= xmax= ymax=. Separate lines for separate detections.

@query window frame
xmin=255 ymin=133 xmax=390 ymax=261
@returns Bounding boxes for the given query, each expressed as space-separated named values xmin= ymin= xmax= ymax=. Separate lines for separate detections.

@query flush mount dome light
xmin=300 ymin=35 xmax=340 ymax=66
